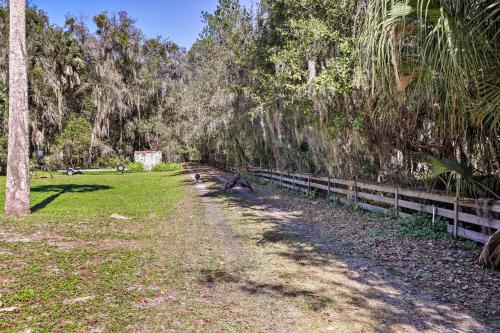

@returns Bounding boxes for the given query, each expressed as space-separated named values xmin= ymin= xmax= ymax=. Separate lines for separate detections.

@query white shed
xmin=134 ymin=151 xmax=162 ymax=171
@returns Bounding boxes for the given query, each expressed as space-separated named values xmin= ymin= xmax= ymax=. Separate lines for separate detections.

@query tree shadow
xmin=30 ymin=184 xmax=112 ymax=212
xmin=187 ymin=165 xmax=499 ymax=332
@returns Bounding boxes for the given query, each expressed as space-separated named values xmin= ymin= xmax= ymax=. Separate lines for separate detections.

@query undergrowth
xmin=396 ymin=213 xmax=448 ymax=240
xmin=124 ymin=161 xmax=144 ymax=172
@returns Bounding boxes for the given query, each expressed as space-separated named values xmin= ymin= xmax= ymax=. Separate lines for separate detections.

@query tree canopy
xmin=0 ymin=0 xmax=498 ymax=191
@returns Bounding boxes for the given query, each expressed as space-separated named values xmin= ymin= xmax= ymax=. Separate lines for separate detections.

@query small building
xmin=134 ymin=151 xmax=162 ymax=171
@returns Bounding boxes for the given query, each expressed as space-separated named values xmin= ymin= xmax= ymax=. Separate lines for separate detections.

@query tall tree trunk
xmin=5 ymin=0 xmax=30 ymax=216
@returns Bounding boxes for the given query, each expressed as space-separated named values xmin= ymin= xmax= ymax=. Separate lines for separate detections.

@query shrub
xmin=92 ymin=155 xmax=121 ymax=168
xmin=396 ymin=213 xmax=448 ymax=240
xmin=152 ymin=162 xmax=182 ymax=172
xmin=125 ymin=161 xmax=144 ymax=172
xmin=53 ymin=116 xmax=92 ymax=167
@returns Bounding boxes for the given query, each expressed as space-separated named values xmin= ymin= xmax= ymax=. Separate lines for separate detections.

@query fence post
xmin=307 ymin=174 xmax=311 ymax=193
xmin=280 ymin=170 xmax=283 ymax=187
xmin=453 ymin=196 xmax=459 ymax=237
xmin=327 ymin=174 xmax=331 ymax=199
xmin=394 ymin=186 xmax=399 ymax=217
xmin=432 ymin=205 xmax=436 ymax=228
xmin=354 ymin=177 xmax=358 ymax=203
xmin=292 ymin=173 xmax=296 ymax=192
xmin=270 ymin=168 xmax=273 ymax=184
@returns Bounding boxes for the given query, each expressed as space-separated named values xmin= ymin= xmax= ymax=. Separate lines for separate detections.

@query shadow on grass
xmin=31 ymin=184 xmax=112 ymax=212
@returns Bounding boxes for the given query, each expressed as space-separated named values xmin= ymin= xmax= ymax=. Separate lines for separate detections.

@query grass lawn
xmin=0 ymin=170 xmax=199 ymax=332
xmin=0 ymin=168 xmax=295 ymax=332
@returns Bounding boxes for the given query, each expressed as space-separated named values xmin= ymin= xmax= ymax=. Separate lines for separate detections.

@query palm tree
xmin=5 ymin=0 xmax=30 ymax=216
xmin=359 ymin=0 xmax=500 ymax=168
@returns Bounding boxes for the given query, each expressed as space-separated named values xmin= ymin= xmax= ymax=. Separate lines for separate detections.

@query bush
xmin=151 ymin=162 xmax=182 ymax=172
xmin=92 ymin=155 xmax=121 ymax=168
xmin=125 ymin=161 xmax=144 ymax=172
xmin=396 ymin=213 xmax=448 ymax=240
xmin=54 ymin=116 xmax=92 ymax=167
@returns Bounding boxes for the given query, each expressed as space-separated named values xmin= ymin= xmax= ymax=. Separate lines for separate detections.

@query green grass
xmin=151 ymin=162 xmax=182 ymax=172
xmin=2 ymin=168 xmax=303 ymax=332
xmin=0 ymin=170 xmax=187 ymax=332
xmin=0 ymin=171 xmax=183 ymax=219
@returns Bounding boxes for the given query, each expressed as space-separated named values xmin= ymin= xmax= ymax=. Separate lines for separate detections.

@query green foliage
xmin=14 ymin=288 xmax=37 ymax=302
xmin=124 ymin=161 xmax=144 ymax=172
xmin=53 ymin=117 xmax=92 ymax=167
xmin=302 ymin=189 xmax=318 ymax=199
xmin=426 ymin=155 xmax=499 ymax=198
xmin=0 ymin=0 xmax=498 ymax=185
xmin=396 ymin=213 xmax=448 ymax=240
xmin=327 ymin=195 xmax=340 ymax=207
xmin=347 ymin=203 xmax=362 ymax=214
xmin=151 ymin=162 xmax=182 ymax=172
xmin=92 ymin=154 xmax=122 ymax=168
xmin=370 ymin=209 xmax=390 ymax=219
xmin=327 ymin=114 xmax=348 ymax=138
xmin=0 ymin=134 xmax=7 ymax=174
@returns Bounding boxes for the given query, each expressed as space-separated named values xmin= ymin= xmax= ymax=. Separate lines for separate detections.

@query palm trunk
xmin=5 ymin=0 xmax=30 ymax=216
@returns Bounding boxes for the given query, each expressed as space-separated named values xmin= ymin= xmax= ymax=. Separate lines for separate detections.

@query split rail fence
xmin=208 ymin=161 xmax=500 ymax=244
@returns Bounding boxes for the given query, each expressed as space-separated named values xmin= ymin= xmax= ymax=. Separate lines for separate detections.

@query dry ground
xmin=186 ymin=164 xmax=499 ymax=332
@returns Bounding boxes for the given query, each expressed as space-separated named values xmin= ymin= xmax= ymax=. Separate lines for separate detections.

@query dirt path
xmin=185 ymin=164 xmax=497 ymax=333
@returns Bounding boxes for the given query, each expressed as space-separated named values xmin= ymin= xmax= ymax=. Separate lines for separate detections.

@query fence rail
xmin=208 ymin=161 xmax=499 ymax=244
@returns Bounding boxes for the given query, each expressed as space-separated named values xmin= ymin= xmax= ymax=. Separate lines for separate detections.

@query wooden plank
xmin=312 ymin=176 xmax=397 ymax=194
xmin=281 ymin=180 xmax=308 ymax=193
xmin=357 ymin=191 xmax=394 ymax=205
xmin=333 ymin=196 xmax=411 ymax=218
xmin=255 ymin=167 xmax=500 ymax=212
xmin=327 ymin=175 xmax=331 ymax=198
xmin=291 ymin=172 xmax=312 ymax=180
xmin=357 ymin=181 xmax=397 ymax=194
xmin=399 ymin=188 xmax=456 ymax=204
xmin=358 ymin=202 xmax=390 ymax=214
xmin=290 ymin=177 xmax=308 ymax=187
xmin=447 ymin=225 xmax=489 ymax=244
xmin=246 ymin=165 xmax=500 ymax=237
xmin=330 ymin=187 xmax=355 ymax=196
xmin=311 ymin=175 xmax=355 ymax=187
xmin=398 ymin=199 xmax=454 ymax=218
xmin=457 ymin=213 xmax=500 ymax=229
xmin=398 ymin=199 xmax=500 ymax=229
xmin=459 ymin=200 xmax=500 ymax=213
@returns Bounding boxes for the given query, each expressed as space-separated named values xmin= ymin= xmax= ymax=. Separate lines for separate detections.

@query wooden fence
xmin=208 ymin=161 xmax=500 ymax=244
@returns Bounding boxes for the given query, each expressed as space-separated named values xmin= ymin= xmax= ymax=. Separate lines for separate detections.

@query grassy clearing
xmin=1 ymin=166 xmax=498 ymax=332
xmin=0 ymin=171 xmax=184 ymax=331
xmin=0 ymin=168 xmax=317 ymax=332
xmin=10 ymin=169 xmax=307 ymax=332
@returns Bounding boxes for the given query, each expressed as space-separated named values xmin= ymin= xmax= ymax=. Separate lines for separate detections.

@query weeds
xmin=302 ymin=189 xmax=318 ymax=199
xmin=396 ymin=213 xmax=448 ymax=240
xmin=124 ymin=161 xmax=144 ymax=172
xmin=347 ymin=203 xmax=362 ymax=214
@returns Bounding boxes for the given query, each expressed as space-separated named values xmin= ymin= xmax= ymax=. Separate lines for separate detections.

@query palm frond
xmin=426 ymin=155 xmax=499 ymax=198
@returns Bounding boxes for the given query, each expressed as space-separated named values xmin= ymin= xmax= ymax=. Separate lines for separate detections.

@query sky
xmin=31 ymin=0 xmax=256 ymax=48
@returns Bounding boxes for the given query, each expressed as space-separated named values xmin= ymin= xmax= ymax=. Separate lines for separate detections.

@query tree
xmin=5 ymin=0 xmax=30 ymax=216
